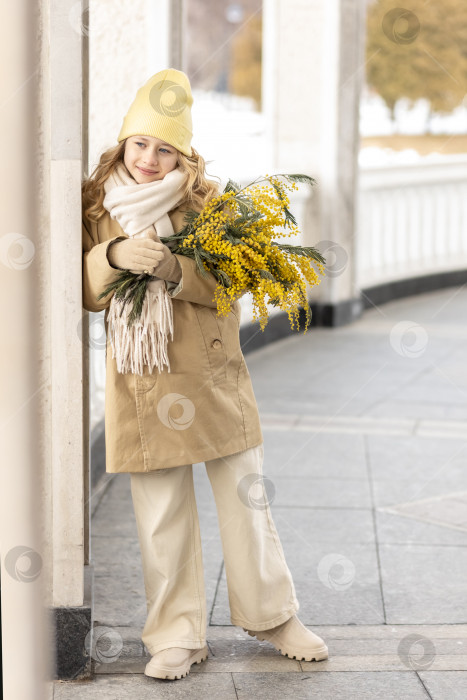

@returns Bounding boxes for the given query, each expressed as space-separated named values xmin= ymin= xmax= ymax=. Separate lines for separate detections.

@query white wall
xmin=88 ymin=0 xmax=172 ymax=173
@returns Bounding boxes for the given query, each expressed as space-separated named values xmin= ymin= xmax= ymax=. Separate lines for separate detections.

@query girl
xmin=82 ymin=68 xmax=328 ymax=681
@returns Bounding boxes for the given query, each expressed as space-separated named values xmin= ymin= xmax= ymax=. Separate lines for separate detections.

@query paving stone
xmin=366 ymin=435 xmax=467 ymax=481
xmin=379 ymin=543 xmax=467 ymax=624
xmin=375 ymin=510 xmax=467 ymax=547
xmin=257 ymin=396 xmax=379 ymax=418
xmin=417 ymin=421 xmax=467 ymax=440
xmin=307 ymin=623 xmax=467 ymax=640
xmin=367 ymin=399 xmax=467 ymax=421
xmin=54 ymin=672 xmax=237 ymax=698
xmin=262 ymin=430 xmax=368 ymax=479
xmin=89 ymin=625 xmax=146 ymax=672
xmin=418 ymin=671 xmax=467 ymax=700
xmin=93 ymin=568 xmax=147 ymax=628
xmin=300 ymin=656 xmax=467 ymax=673
xmin=305 ymin=367 xmax=430 ymax=404
xmin=92 ymin=474 xmax=138 ymax=539
xmin=252 ymin=352 xmax=429 ymax=403
xmin=269 ymin=475 xmax=372 ymax=509
xmin=367 ymin=435 xmax=467 ymax=506
xmin=379 ymin=493 xmax=467 ymax=534
xmin=90 ymin=473 xmax=115 ymax=519
xmin=372 ymin=478 xmax=467 ymax=510
xmin=281 ymin=544 xmax=384 ymax=625
xmin=231 ymin=670 xmax=430 ymax=699
xmin=388 ymin=369 xmax=467 ymax=405
xmin=91 ymin=629 xmax=145 ymax=675
xmin=91 ymin=536 xmax=143 ymax=568
xmin=270 ymin=506 xmax=375 ymax=545
xmin=93 ymin=659 xmax=148 ymax=674
xmin=261 ymin=414 xmax=467 ymax=441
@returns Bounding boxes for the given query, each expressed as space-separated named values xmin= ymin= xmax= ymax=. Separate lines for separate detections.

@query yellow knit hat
xmin=117 ymin=68 xmax=193 ymax=156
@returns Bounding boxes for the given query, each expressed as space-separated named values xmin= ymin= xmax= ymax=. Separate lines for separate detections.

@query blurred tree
xmin=229 ymin=13 xmax=262 ymax=108
xmin=366 ymin=0 xmax=467 ymax=124
xmin=186 ymin=0 xmax=231 ymax=91
xmin=185 ymin=0 xmax=262 ymax=108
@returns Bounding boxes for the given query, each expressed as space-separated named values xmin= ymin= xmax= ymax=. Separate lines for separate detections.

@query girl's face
xmin=123 ymin=135 xmax=179 ymax=183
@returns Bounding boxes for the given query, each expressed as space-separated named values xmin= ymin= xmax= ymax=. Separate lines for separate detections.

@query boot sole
xmin=243 ymin=629 xmax=329 ymax=662
xmin=144 ymin=645 xmax=209 ymax=680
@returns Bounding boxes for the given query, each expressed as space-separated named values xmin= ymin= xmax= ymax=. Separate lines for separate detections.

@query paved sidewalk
xmin=54 ymin=287 xmax=467 ymax=699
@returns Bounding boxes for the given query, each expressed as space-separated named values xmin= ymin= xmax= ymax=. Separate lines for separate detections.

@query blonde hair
xmin=82 ymin=139 xmax=221 ymax=222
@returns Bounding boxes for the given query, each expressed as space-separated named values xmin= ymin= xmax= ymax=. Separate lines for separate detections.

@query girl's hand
xmin=107 ymin=235 xmax=165 ymax=274
xmin=150 ymin=242 xmax=181 ymax=281
xmin=136 ymin=227 xmax=182 ymax=282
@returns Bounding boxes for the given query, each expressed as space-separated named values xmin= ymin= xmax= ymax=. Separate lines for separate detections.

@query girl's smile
xmin=124 ymin=135 xmax=179 ymax=183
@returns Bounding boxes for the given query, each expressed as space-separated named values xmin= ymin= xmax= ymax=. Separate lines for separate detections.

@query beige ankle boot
xmin=144 ymin=645 xmax=209 ymax=680
xmin=244 ymin=615 xmax=328 ymax=662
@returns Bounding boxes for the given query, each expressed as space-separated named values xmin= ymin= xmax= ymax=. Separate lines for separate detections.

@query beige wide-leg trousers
xmin=129 ymin=443 xmax=300 ymax=655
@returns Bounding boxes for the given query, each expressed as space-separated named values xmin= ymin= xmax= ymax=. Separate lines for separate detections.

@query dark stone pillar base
xmin=361 ymin=269 xmax=467 ymax=309
xmin=51 ymin=564 xmax=93 ymax=680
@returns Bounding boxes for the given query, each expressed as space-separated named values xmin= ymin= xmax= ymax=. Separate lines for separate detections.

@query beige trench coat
xmin=82 ymin=201 xmax=263 ymax=473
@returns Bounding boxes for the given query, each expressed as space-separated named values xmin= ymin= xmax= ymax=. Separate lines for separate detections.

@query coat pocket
xmin=194 ymin=305 xmax=228 ymax=386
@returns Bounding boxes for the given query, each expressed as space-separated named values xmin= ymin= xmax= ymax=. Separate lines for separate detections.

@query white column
xmin=0 ymin=1 xmax=50 ymax=698
xmin=47 ymin=0 xmax=86 ymax=610
xmin=263 ymin=0 xmax=366 ymax=319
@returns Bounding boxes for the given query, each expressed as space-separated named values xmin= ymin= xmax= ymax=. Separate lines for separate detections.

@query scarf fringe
xmin=107 ymin=282 xmax=174 ymax=375
xmin=102 ymin=163 xmax=187 ymax=376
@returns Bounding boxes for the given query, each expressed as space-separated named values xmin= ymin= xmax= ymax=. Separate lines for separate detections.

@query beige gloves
xmin=107 ymin=233 xmax=182 ymax=283
xmin=150 ymin=244 xmax=182 ymax=283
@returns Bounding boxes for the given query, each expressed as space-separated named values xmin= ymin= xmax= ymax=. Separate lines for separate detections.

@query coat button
xmin=211 ymin=339 xmax=222 ymax=349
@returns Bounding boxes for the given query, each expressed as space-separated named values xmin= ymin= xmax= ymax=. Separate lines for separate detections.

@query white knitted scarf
xmin=103 ymin=163 xmax=188 ymax=375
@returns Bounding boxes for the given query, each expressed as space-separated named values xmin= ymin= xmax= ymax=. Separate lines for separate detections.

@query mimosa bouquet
xmin=98 ymin=174 xmax=326 ymax=335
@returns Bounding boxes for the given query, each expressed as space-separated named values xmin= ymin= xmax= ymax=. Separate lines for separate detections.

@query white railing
xmin=356 ymin=154 xmax=467 ymax=288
